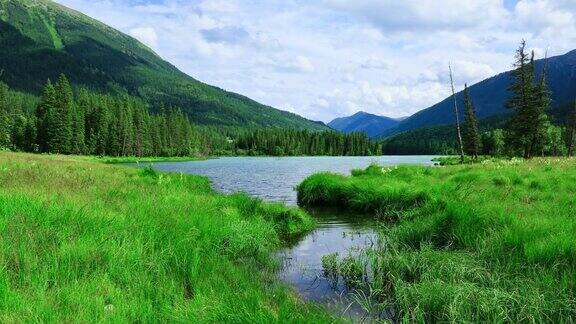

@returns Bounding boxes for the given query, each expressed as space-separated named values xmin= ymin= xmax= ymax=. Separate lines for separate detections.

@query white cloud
xmin=516 ymin=0 xmax=574 ymax=30
xmin=259 ymin=55 xmax=315 ymax=73
xmin=54 ymin=0 xmax=576 ymax=122
xmin=324 ymin=0 xmax=508 ymax=32
xmin=292 ymin=56 xmax=315 ymax=73
xmin=361 ymin=57 xmax=390 ymax=70
xmin=129 ymin=27 xmax=158 ymax=48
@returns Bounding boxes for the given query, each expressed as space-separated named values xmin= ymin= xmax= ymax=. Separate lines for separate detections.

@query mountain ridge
xmin=328 ymin=111 xmax=400 ymax=138
xmin=0 ymin=0 xmax=328 ymax=130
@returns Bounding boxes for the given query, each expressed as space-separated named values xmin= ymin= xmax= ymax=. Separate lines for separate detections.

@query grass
xmin=431 ymin=155 xmax=496 ymax=165
xmin=39 ymin=13 xmax=64 ymax=50
xmin=76 ymin=155 xmax=208 ymax=164
xmin=298 ymin=159 xmax=576 ymax=322
xmin=0 ymin=152 xmax=336 ymax=322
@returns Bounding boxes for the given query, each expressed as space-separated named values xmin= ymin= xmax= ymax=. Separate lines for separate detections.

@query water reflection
xmin=278 ymin=208 xmax=381 ymax=321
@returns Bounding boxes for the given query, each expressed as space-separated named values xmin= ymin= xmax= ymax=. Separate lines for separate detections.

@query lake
xmin=145 ymin=156 xmax=436 ymax=321
xmin=147 ymin=156 xmax=436 ymax=205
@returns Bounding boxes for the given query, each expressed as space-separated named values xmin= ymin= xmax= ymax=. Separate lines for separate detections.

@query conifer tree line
xmin=235 ymin=128 xmax=380 ymax=156
xmin=0 ymin=73 xmax=382 ymax=157
xmin=448 ymin=40 xmax=575 ymax=159
xmin=1 ymin=74 xmax=203 ymax=157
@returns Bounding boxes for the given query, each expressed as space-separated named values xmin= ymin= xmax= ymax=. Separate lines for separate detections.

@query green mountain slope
xmin=0 ymin=0 xmax=327 ymax=130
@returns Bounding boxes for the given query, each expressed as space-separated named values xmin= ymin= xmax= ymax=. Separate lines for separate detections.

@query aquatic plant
xmin=321 ymin=253 xmax=339 ymax=288
xmin=339 ymin=256 xmax=364 ymax=289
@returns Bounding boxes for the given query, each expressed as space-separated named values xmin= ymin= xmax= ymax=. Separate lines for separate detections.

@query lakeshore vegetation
xmin=0 ymin=152 xmax=336 ymax=322
xmin=297 ymin=159 xmax=576 ymax=322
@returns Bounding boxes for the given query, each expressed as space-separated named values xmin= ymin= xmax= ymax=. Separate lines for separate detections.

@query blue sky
xmin=55 ymin=0 xmax=576 ymax=122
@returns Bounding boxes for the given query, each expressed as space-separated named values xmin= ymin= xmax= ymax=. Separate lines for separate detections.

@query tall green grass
xmin=76 ymin=155 xmax=207 ymax=164
xmin=298 ymin=159 xmax=576 ymax=322
xmin=0 ymin=152 xmax=333 ymax=322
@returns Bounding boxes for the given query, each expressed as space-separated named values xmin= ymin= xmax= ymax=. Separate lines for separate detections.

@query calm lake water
xmin=148 ymin=156 xmax=435 ymax=205
xmin=145 ymin=156 xmax=435 ymax=321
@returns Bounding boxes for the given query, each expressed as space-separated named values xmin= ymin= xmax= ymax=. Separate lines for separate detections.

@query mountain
xmin=328 ymin=111 xmax=400 ymax=138
xmin=0 ymin=0 xmax=327 ymax=130
xmin=379 ymin=49 xmax=576 ymax=137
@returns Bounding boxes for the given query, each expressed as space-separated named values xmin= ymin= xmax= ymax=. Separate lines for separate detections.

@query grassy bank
xmin=0 ymin=152 xmax=335 ymax=322
xmin=431 ymin=155 xmax=496 ymax=165
xmin=297 ymin=159 xmax=576 ymax=322
xmin=77 ymin=155 xmax=208 ymax=164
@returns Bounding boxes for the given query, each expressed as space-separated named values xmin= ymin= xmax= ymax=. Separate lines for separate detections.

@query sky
xmin=54 ymin=0 xmax=576 ymax=122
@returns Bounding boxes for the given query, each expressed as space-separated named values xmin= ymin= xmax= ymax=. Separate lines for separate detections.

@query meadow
xmin=0 ymin=152 xmax=335 ymax=322
xmin=298 ymin=158 xmax=576 ymax=322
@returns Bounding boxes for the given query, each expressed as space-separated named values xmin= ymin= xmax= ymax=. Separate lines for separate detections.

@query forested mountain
xmin=328 ymin=111 xmax=399 ymax=138
xmin=379 ymin=49 xmax=576 ymax=137
xmin=0 ymin=0 xmax=327 ymax=130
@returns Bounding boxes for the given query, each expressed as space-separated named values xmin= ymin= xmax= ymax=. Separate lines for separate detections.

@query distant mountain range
xmin=0 ymin=0 xmax=327 ymax=131
xmin=379 ymin=49 xmax=576 ymax=137
xmin=328 ymin=111 xmax=401 ymax=138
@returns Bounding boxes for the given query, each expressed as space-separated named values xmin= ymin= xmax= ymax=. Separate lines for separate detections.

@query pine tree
xmin=46 ymin=74 xmax=74 ymax=154
xmin=462 ymin=84 xmax=482 ymax=158
xmin=505 ymin=40 xmax=539 ymax=158
xmin=132 ymin=105 xmax=148 ymax=157
xmin=11 ymin=114 xmax=27 ymax=150
xmin=24 ymin=116 xmax=38 ymax=152
xmin=567 ymin=100 xmax=576 ymax=157
xmin=71 ymin=89 xmax=88 ymax=155
xmin=37 ymin=79 xmax=57 ymax=152
xmin=94 ymin=103 xmax=110 ymax=156
xmin=531 ymin=60 xmax=551 ymax=156
xmin=0 ymin=81 xmax=11 ymax=148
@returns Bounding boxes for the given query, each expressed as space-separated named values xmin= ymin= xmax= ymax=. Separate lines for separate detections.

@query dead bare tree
xmin=449 ymin=63 xmax=465 ymax=163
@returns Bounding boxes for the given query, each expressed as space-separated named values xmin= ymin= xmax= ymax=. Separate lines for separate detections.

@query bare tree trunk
xmin=449 ymin=63 xmax=465 ymax=163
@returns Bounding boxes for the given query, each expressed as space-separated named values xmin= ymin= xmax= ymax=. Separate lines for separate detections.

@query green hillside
xmin=0 ymin=0 xmax=327 ymax=130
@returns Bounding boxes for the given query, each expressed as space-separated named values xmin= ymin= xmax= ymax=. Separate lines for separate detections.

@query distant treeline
xmin=0 ymin=74 xmax=380 ymax=157
xmin=0 ymin=74 xmax=217 ymax=157
xmin=235 ymin=128 xmax=380 ymax=156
